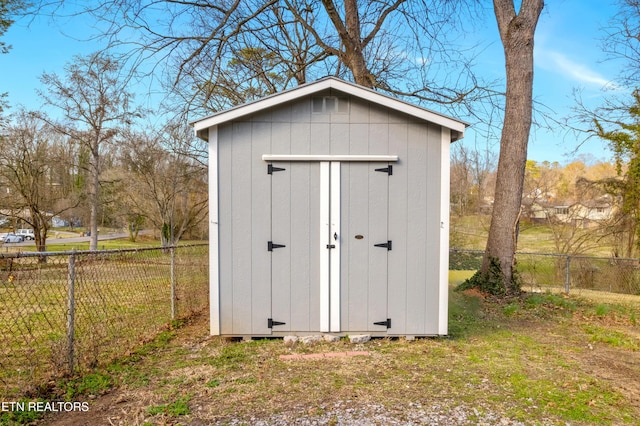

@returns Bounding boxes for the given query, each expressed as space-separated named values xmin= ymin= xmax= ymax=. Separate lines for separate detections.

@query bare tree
xmin=463 ymin=0 xmax=544 ymax=296
xmin=450 ymin=145 xmax=475 ymax=216
xmin=33 ymin=0 xmax=492 ymax=119
xmin=450 ymin=143 xmax=496 ymax=216
xmin=602 ymin=0 xmax=640 ymax=87
xmin=115 ymin=126 xmax=208 ymax=246
xmin=0 ymin=110 xmax=79 ymax=252
xmin=39 ymin=52 xmax=142 ymax=250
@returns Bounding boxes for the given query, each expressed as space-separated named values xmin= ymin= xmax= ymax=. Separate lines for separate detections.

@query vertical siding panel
xmin=368 ymin=163 xmax=389 ymax=331
xmin=349 ymin=123 xmax=368 ymax=154
xmin=345 ymin=162 xmax=370 ymax=330
xmin=290 ymin=97 xmax=311 ymax=122
xmin=405 ymin=123 xmax=428 ymax=335
xmin=308 ymin=162 xmax=321 ymax=331
xmin=425 ymin=124 xmax=442 ymax=334
xmin=251 ymin=108 xmax=272 ymax=123
xmin=310 ymin=123 xmax=330 ymax=155
xmin=369 ymin=103 xmax=389 ymax=124
xmin=339 ymin=162 xmax=350 ymax=331
xmin=218 ymin=124 xmax=234 ymax=335
xmin=290 ymin=162 xmax=312 ymax=331
xmin=271 ymin=104 xmax=291 ymax=122
xmin=291 ymin=122 xmax=311 ymax=155
xmin=342 ymin=116 xmax=365 ymax=338
xmin=331 ymin=123 xmax=350 ymax=155
xmin=387 ymin=123 xmax=408 ymax=334
xmin=369 ymin=123 xmax=389 ymax=155
xmin=272 ymin=121 xmax=292 ymax=155
xmin=271 ymin=162 xmax=292 ymax=331
xmin=231 ymin=122 xmax=253 ymax=335
xmin=350 ymin=98 xmax=369 ymax=123
xmin=271 ymin=123 xmax=292 ymax=332
xmin=251 ymin=121 xmax=272 ymax=334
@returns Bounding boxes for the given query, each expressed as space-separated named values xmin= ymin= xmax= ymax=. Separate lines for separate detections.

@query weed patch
xmin=584 ymin=325 xmax=640 ymax=351
xmin=63 ymin=372 xmax=112 ymax=399
xmin=147 ymin=395 xmax=191 ymax=417
xmin=457 ymin=257 xmax=522 ymax=296
xmin=0 ymin=399 xmax=44 ymax=425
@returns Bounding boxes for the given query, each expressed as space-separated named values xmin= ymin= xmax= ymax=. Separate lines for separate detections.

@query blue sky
xmin=0 ymin=1 xmax=626 ymax=164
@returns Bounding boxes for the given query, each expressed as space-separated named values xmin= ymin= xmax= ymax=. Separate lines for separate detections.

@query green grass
xmin=147 ymin=396 xmax=191 ymax=417
xmin=4 ymin=251 xmax=640 ymax=425
xmin=64 ymin=372 xmax=112 ymax=399
xmin=0 ymin=245 xmax=208 ymax=401
xmin=584 ymin=324 xmax=640 ymax=351
xmin=12 ymin=283 xmax=640 ymax=425
xmin=452 ymin=214 xmax=625 ymax=257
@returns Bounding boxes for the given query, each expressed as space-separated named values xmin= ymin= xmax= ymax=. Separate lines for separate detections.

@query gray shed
xmin=192 ymin=77 xmax=466 ymax=338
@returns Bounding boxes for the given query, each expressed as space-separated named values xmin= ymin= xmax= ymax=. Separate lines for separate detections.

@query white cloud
xmin=538 ymin=49 xmax=621 ymax=91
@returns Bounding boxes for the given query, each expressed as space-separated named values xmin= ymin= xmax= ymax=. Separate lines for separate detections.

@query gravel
xmin=216 ymin=400 xmax=536 ymax=425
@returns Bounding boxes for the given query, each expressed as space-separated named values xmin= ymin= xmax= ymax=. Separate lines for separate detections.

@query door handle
xmin=334 ymin=232 xmax=338 ymax=241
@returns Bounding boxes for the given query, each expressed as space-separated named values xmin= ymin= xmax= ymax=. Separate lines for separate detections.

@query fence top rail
xmin=450 ymin=247 xmax=640 ymax=263
xmin=0 ymin=243 xmax=209 ymax=259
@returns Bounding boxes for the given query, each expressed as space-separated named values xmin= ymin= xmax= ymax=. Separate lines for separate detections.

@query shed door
xmin=341 ymin=162 xmax=391 ymax=332
xmin=269 ymin=161 xmax=321 ymax=333
xmin=268 ymin=161 xmax=390 ymax=334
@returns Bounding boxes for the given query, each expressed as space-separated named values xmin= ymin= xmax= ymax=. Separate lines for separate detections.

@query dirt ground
xmin=38 ymin=300 xmax=640 ymax=426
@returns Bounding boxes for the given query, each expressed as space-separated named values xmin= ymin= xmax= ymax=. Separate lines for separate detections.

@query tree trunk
xmin=479 ymin=0 xmax=544 ymax=295
xmin=343 ymin=0 xmax=372 ymax=87
xmin=89 ymin=144 xmax=100 ymax=251
xmin=321 ymin=0 xmax=374 ymax=88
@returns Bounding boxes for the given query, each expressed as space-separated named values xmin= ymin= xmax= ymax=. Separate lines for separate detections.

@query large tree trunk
xmin=321 ymin=0 xmax=375 ymax=88
xmin=477 ymin=0 xmax=544 ymax=295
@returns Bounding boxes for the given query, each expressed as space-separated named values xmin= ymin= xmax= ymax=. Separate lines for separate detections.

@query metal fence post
xmin=565 ymin=255 xmax=571 ymax=294
xmin=67 ymin=251 xmax=76 ymax=373
xmin=170 ymin=247 xmax=176 ymax=320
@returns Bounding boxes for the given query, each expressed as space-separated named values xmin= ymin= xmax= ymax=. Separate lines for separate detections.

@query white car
xmin=16 ymin=229 xmax=35 ymax=240
xmin=0 ymin=233 xmax=8 ymax=242
xmin=4 ymin=233 xmax=25 ymax=243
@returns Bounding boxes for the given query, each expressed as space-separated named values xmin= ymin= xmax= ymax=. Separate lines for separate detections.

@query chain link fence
xmin=0 ymin=244 xmax=208 ymax=400
xmin=450 ymin=248 xmax=640 ymax=305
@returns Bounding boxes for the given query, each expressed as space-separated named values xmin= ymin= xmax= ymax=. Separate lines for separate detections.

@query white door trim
xmin=329 ymin=162 xmax=341 ymax=332
xmin=319 ymin=161 xmax=342 ymax=333
xmin=319 ymin=162 xmax=330 ymax=332
xmin=208 ymin=126 xmax=220 ymax=335
xmin=263 ymin=154 xmax=397 ymax=162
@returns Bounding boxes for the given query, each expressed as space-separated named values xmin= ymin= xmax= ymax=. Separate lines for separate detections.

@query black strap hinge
xmin=374 ymin=240 xmax=392 ymax=250
xmin=268 ymin=318 xmax=286 ymax=328
xmin=268 ymin=241 xmax=286 ymax=251
xmin=374 ymin=319 xmax=391 ymax=328
xmin=374 ymin=165 xmax=392 ymax=175
xmin=268 ymin=164 xmax=286 ymax=174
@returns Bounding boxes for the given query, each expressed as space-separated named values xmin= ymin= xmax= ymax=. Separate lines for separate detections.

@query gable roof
xmin=191 ymin=76 xmax=468 ymax=142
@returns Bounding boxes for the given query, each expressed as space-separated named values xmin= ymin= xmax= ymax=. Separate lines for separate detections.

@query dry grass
xmin=29 ymin=286 xmax=640 ymax=426
xmin=0 ymin=246 xmax=208 ymax=400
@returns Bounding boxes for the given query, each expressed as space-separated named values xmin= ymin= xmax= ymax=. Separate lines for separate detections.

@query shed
xmin=192 ymin=77 xmax=467 ymax=338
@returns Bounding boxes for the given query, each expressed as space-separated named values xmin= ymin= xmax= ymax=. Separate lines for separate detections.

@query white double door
xmin=269 ymin=161 xmax=391 ymax=333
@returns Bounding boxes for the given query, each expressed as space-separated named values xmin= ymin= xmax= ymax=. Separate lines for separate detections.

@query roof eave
xmin=192 ymin=77 xmax=468 ymax=141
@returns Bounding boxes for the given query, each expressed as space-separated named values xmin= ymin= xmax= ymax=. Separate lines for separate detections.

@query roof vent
xmin=312 ymin=96 xmax=349 ymax=114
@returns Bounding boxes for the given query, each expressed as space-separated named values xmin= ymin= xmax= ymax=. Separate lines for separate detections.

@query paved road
xmin=2 ymin=232 xmax=131 ymax=247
